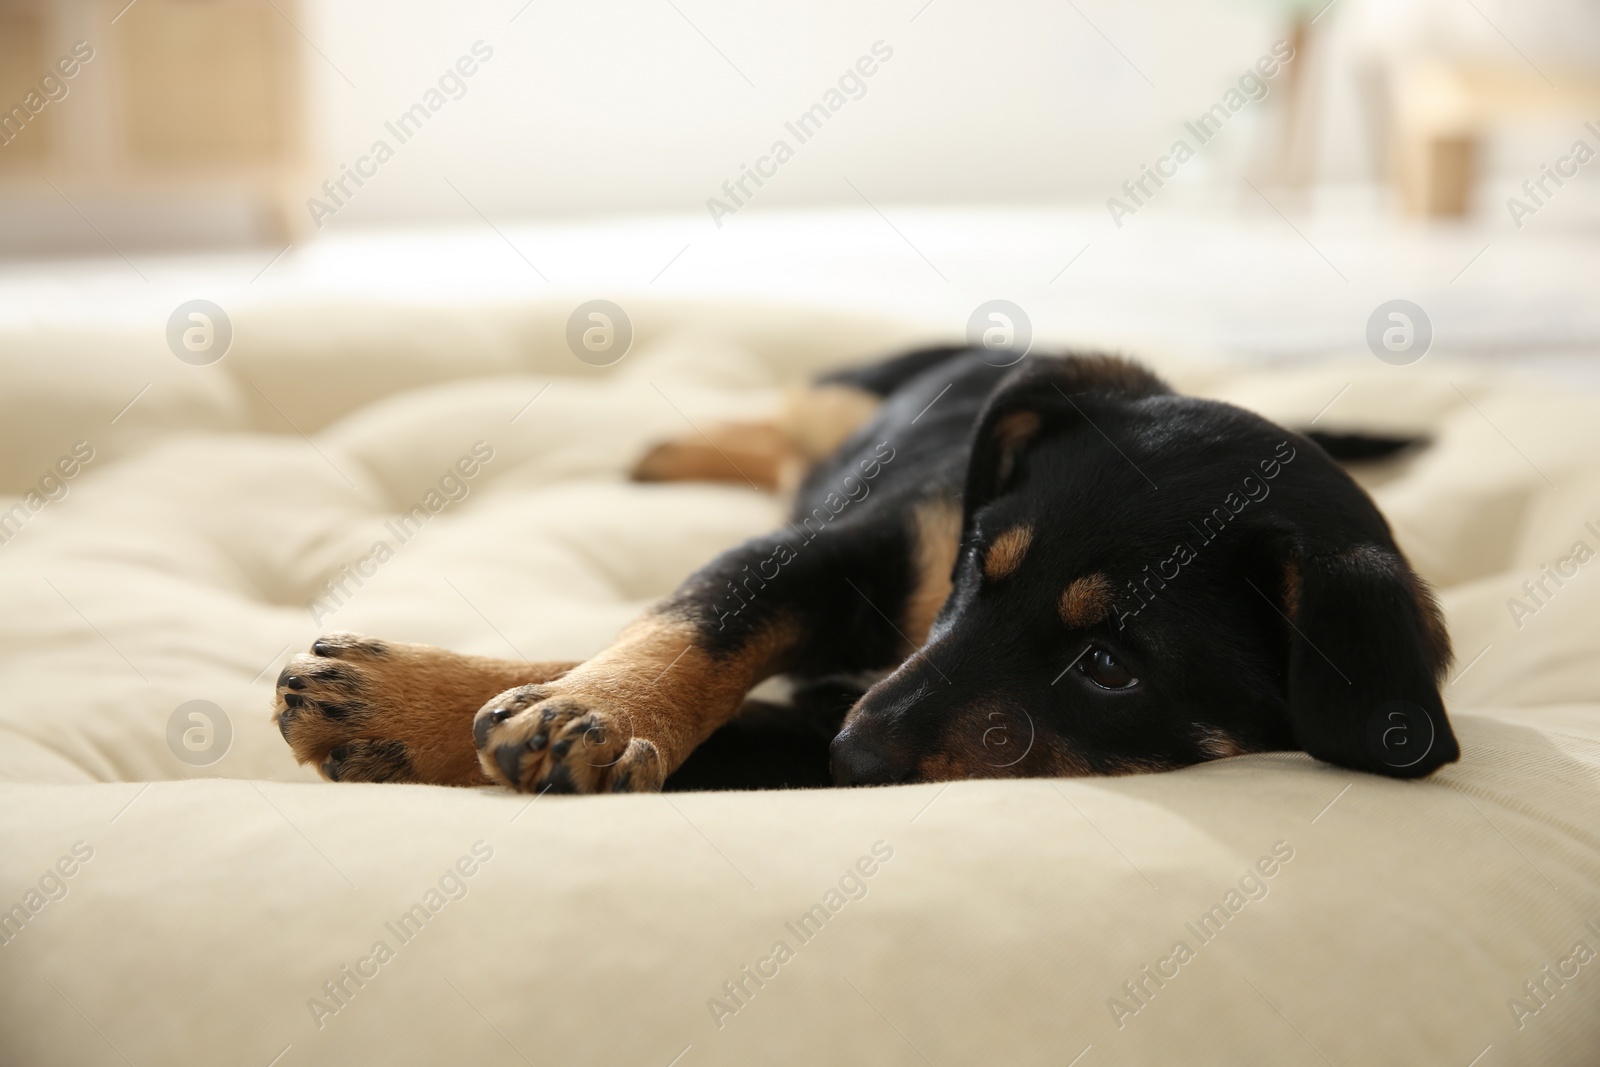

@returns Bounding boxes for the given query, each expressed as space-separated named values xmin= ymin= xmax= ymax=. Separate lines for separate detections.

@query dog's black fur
xmin=275 ymin=345 xmax=1460 ymax=792
xmin=666 ymin=346 xmax=1457 ymax=790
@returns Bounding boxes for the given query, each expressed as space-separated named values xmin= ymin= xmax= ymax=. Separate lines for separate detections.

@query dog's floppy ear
xmin=962 ymin=354 xmax=1169 ymax=529
xmin=1276 ymin=537 xmax=1458 ymax=778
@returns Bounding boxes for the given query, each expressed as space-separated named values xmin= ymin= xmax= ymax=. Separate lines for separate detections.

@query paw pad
xmin=472 ymin=686 xmax=661 ymax=794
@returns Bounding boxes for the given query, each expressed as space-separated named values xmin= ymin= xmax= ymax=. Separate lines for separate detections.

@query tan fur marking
xmin=630 ymin=422 xmax=804 ymax=492
xmin=914 ymin=753 xmax=963 ymax=781
xmin=629 ymin=384 xmax=879 ymax=494
xmin=274 ymin=637 xmax=576 ymax=786
xmin=561 ymin=614 xmax=794 ymax=757
xmin=1283 ymin=561 xmax=1302 ymax=621
xmin=1100 ymin=755 xmax=1184 ymax=775
xmin=475 ymin=612 xmax=801 ymax=791
xmin=778 ymin=383 xmax=881 ymax=460
xmin=915 ymin=710 xmax=1094 ymax=781
xmin=1195 ymin=725 xmax=1246 ymax=760
xmin=992 ymin=409 xmax=1041 ymax=486
xmin=983 ymin=525 xmax=1033 ymax=580
xmin=903 ymin=495 xmax=962 ymax=647
xmin=1032 ymin=736 xmax=1097 ymax=778
xmin=993 ymin=409 xmax=1041 ymax=450
xmin=1059 ymin=574 xmax=1113 ymax=627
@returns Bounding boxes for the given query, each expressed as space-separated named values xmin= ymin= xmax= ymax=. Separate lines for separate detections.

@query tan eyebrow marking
xmin=993 ymin=409 xmax=1040 ymax=450
xmin=992 ymin=410 xmax=1041 ymax=485
xmin=1195 ymin=725 xmax=1246 ymax=760
xmin=982 ymin=525 xmax=1033 ymax=580
xmin=903 ymin=494 xmax=962 ymax=646
xmin=1059 ymin=573 xmax=1113 ymax=627
xmin=1282 ymin=560 xmax=1302 ymax=621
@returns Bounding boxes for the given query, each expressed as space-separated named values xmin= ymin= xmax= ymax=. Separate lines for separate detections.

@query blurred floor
xmin=3 ymin=202 xmax=1598 ymax=386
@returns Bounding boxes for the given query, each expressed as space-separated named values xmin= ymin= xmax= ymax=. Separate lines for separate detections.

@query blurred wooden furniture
xmin=0 ymin=0 xmax=308 ymax=246
xmin=1391 ymin=60 xmax=1600 ymax=217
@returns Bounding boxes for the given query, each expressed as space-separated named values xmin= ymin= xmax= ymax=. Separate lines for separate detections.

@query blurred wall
xmin=2 ymin=0 xmax=1596 ymax=251
xmin=301 ymin=0 xmax=1283 ymax=227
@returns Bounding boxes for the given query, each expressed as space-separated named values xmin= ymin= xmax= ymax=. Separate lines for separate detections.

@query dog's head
xmin=831 ymin=354 xmax=1457 ymax=785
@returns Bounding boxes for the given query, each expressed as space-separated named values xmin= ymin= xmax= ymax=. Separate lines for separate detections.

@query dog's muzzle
xmin=829 ymin=720 xmax=916 ymax=786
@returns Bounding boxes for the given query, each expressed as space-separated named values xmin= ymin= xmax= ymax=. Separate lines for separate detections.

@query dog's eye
xmin=1078 ymin=646 xmax=1137 ymax=690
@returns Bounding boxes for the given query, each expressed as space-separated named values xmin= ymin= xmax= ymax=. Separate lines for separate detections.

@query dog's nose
xmin=830 ymin=729 xmax=915 ymax=786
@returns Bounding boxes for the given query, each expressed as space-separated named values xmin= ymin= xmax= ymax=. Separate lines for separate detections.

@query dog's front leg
xmin=274 ymin=634 xmax=577 ymax=785
xmin=473 ymin=513 xmax=918 ymax=794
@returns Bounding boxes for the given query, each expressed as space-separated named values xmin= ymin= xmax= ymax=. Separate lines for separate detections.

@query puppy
xmin=275 ymin=347 xmax=1457 ymax=791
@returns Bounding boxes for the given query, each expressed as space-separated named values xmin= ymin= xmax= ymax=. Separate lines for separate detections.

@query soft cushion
xmin=2 ymin=296 xmax=1597 ymax=1065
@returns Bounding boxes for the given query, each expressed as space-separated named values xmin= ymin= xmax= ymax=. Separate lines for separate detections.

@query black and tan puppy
xmin=275 ymin=347 xmax=1457 ymax=792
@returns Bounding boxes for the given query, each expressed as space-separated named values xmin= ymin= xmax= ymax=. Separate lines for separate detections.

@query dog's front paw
xmin=274 ymin=632 xmax=576 ymax=786
xmin=473 ymin=685 xmax=665 ymax=794
xmin=275 ymin=634 xmax=416 ymax=782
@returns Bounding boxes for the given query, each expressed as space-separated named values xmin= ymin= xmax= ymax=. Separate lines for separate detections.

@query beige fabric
xmin=1 ymin=298 xmax=1598 ymax=1065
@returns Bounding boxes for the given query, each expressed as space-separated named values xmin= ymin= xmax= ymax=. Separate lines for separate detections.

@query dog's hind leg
xmin=630 ymin=383 xmax=881 ymax=492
